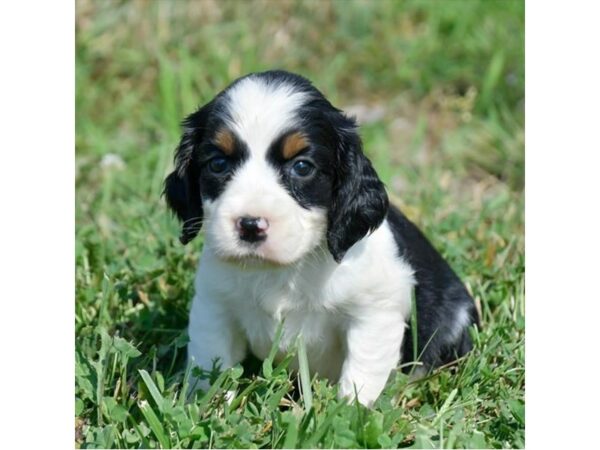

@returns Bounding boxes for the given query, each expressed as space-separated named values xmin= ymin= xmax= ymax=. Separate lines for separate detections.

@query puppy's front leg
xmin=187 ymin=293 xmax=246 ymax=394
xmin=338 ymin=307 xmax=406 ymax=407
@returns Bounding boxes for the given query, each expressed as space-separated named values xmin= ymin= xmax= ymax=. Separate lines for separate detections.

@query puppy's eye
xmin=291 ymin=160 xmax=315 ymax=177
xmin=208 ymin=157 xmax=230 ymax=174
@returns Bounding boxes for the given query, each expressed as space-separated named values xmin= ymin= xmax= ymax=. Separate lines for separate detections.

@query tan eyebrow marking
xmin=213 ymin=129 xmax=235 ymax=155
xmin=282 ymin=132 xmax=309 ymax=159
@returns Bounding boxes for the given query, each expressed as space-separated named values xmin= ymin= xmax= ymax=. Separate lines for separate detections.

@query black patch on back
xmin=386 ymin=206 xmax=480 ymax=371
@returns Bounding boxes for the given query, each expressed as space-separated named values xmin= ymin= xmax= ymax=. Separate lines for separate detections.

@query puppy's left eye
xmin=208 ymin=157 xmax=230 ymax=174
xmin=291 ymin=160 xmax=315 ymax=177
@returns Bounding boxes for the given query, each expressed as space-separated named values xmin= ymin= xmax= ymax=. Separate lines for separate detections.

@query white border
xmin=2 ymin=0 xmax=600 ymax=447
xmin=0 ymin=1 xmax=74 ymax=448
xmin=527 ymin=1 xmax=600 ymax=448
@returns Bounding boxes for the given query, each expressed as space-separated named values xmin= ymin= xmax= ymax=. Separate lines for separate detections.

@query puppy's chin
xmin=218 ymin=253 xmax=291 ymax=269
xmin=213 ymin=240 xmax=308 ymax=267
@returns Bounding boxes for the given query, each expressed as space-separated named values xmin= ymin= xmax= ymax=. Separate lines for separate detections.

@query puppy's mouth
xmin=216 ymin=236 xmax=299 ymax=268
xmin=219 ymin=251 xmax=290 ymax=269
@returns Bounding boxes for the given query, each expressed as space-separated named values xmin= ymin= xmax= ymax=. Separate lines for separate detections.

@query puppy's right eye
xmin=208 ymin=157 xmax=230 ymax=174
xmin=291 ymin=159 xmax=315 ymax=177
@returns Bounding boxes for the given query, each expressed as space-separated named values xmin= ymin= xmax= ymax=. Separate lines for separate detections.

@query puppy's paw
xmin=337 ymin=380 xmax=375 ymax=408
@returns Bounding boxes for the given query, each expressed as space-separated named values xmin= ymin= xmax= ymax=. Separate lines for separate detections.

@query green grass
xmin=75 ymin=0 xmax=524 ymax=448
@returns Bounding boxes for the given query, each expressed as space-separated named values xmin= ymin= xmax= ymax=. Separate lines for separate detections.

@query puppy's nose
xmin=235 ymin=216 xmax=269 ymax=243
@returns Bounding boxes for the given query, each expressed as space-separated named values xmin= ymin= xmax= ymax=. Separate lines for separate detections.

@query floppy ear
xmin=327 ymin=116 xmax=389 ymax=262
xmin=163 ymin=103 xmax=212 ymax=244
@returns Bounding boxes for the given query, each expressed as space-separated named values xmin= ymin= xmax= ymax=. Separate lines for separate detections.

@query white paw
xmin=337 ymin=380 xmax=376 ymax=408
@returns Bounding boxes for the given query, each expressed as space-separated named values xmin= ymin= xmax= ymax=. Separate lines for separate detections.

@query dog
xmin=164 ymin=70 xmax=479 ymax=406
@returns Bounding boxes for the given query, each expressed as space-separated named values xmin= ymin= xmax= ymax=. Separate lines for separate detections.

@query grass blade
xmin=411 ymin=288 xmax=418 ymax=363
xmin=139 ymin=369 xmax=166 ymax=412
xmin=197 ymin=368 xmax=231 ymax=415
xmin=177 ymin=361 xmax=193 ymax=407
xmin=227 ymin=379 xmax=261 ymax=413
xmin=281 ymin=412 xmax=299 ymax=449
xmin=263 ymin=320 xmax=285 ymax=378
xmin=297 ymin=334 xmax=313 ymax=412
xmin=138 ymin=400 xmax=170 ymax=449
xmin=304 ymin=402 xmax=346 ymax=448
xmin=433 ymin=388 xmax=458 ymax=426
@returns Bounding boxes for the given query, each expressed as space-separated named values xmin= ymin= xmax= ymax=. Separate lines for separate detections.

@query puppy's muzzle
xmin=235 ymin=216 xmax=269 ymax=243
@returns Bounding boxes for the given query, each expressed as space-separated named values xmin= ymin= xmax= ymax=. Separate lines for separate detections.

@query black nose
xmin=236 ymin=216 xmax=269 ymax=243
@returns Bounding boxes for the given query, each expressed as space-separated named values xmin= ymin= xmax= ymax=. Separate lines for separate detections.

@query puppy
xmin=164 ymin=70 xmax=479 ymax=406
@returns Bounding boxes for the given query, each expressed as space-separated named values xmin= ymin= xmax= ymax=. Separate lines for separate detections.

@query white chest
xmin=193 ymin=220 xmax=415 ymax=382
xmin=230 ymin=303 xmax=346 ymax=381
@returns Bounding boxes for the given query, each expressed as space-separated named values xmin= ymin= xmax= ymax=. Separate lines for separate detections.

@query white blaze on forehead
xmin=224 ymin=77 xmax=309 ymax=157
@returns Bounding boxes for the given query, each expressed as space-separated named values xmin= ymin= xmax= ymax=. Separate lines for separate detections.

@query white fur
xmin=186 ymin=76 xmax=416 ymax=406
xmin=225 ymin=76 xmax=309 ymax=158
xmin=450 ymin=306 xmax=471 ymax=343
xmin=188 ymin=220 xmax=415 ymax=406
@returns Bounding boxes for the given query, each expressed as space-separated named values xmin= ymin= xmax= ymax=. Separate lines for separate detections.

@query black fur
xmin=387 ymin=207 xmax=480 ymax=371
xmin=266 ymin=130 xmax=335 ymax=210
xmin=197 ymin=139 xmax=250 ymax=201
xmin=163 ymin=98 xmax=250 ymax=243
xmin=164 ymin=106 xmax=210 ymax=244
xmin=325 ymin=122 xmax=389 ymax=262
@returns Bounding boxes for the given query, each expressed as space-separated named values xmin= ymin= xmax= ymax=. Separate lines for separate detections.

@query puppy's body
xmin=165 ymin=71 xmax=478 ymax=406
xmin=190 ymin=215 xmax=413 ymax=403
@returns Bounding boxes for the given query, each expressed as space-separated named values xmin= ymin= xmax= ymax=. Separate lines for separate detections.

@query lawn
xmin=75 ymin=0 xmax=524 ymax=448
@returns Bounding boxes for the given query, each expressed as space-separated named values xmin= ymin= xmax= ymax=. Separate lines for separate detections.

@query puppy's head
xmin=164 ymin=71 xmax=388 ymax=265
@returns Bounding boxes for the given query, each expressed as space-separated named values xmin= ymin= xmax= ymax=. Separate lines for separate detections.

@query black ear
xmin=163 ymin=103 xmax=212 ymax=244
xmin=327 ymin=117 xmax=389 ymax=262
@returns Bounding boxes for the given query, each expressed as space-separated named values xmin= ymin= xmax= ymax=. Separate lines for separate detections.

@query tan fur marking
xmin=214 ymin=129 xmax=235 ymax=155
xmin=282 ymin=132 xmax=309 ymax=159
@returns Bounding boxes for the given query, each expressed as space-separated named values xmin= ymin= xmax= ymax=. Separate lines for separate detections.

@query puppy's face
xmin=165 ymin=71 xmax=388 ymax=265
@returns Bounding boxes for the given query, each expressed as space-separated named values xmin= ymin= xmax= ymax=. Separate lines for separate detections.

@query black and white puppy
xmin=164 ymin=70 xmax=479 ymax=406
